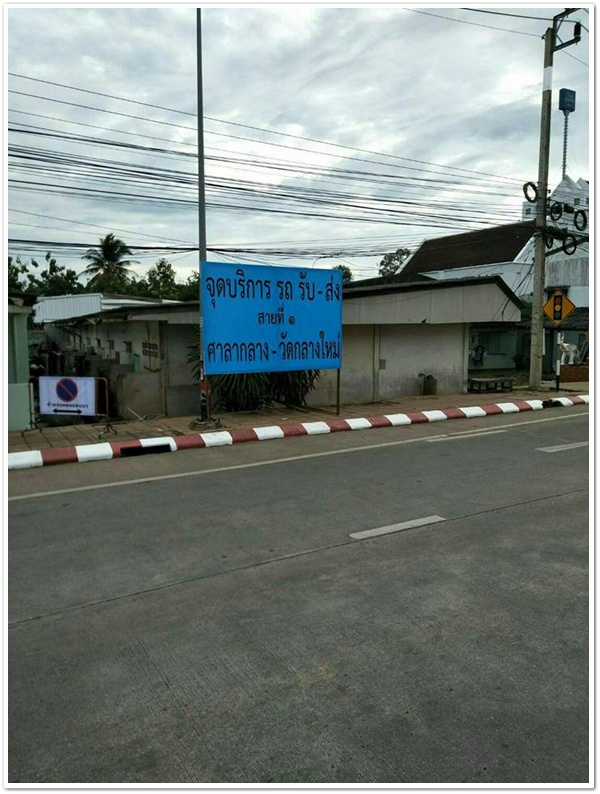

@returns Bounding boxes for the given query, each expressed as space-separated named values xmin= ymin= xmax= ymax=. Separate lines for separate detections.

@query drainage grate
xmin=120 ymin=444 xmax=172 ymax=457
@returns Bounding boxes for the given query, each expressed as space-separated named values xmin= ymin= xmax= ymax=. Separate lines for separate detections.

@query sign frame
xmin=38 ymin=375 xmax=98 ymax=417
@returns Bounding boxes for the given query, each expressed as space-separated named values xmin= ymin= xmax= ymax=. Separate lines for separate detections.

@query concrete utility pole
xmin=529 ymin=27 xmax=554 ymax=390
xmin=529 ymin=9 xmax=582 ymax=389
xmin=197 ymin=9 xmax=209 ymax=417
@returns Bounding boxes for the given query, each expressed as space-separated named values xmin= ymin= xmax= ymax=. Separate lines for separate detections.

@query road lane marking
xmin=537 ymin=441 xmax=589 ymax=453
xmin=10 ymin=488 xmax=587 ymax=627
xmin=7 ymin=433 xmax=449 ymax=501
xmin=427 ymin=430 xmax=507 ymax=442
xmin=350 ymin=515 xmax=446 ymax=540
xmin=8 ymin=410 xmax=588 ymax=502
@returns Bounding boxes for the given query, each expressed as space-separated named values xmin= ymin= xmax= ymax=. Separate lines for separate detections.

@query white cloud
xmin=7 ymin=5 xmax=590 ymax=283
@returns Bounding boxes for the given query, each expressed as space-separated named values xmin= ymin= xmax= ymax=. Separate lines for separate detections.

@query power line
xmin=8 ymin=73 xmax=525 ymax=184
xmin=407 ymin=8 xmax=540 ymax=37
xmin=461 ymin=9 xmax=554 ymax=22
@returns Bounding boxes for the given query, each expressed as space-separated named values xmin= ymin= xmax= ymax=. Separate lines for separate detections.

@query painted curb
xmin=7 ymin=395 xmax=590 ymax=470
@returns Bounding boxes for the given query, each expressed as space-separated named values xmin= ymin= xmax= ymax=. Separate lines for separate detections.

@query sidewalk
xmin=7 ymin=382 xmax=589 ymax=465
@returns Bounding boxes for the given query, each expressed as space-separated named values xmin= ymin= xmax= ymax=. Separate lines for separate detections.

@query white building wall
xmin=378 ymin=324 xmax=466 ymax=397
xmin=343 ymin=283 xmax=520 ymax=325
xmin=308 ymin=323 xmax=468 ymax=405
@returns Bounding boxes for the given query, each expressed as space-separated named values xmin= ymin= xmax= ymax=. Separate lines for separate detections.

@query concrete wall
xmin=308 ymin=323 xmax=468 ymax=406
xmin=8 ymin=307 xmax=33 ymax=430
xmin=8 ymin=309 xmax=30 ymax=384
xmin=8 ymin=383 xmax=34 ymax=431
xmin=165 ymin=323 xmax=200 ymax=416
xmin=379 ymin=324 xmax=466 ymax=397
xmin=115 ymin=372 xmax=163 ymax=419
xmin=560 ymin=364 xmax=589 ymax=383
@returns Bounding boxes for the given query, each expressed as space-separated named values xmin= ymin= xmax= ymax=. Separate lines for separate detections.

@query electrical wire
xmin=7 ymin=73 xmax=526 ymax=185
xmin=461 ymin=9 xmax=554 ymax=22
xmin=407 ymin=8 xmax=540 ymax=37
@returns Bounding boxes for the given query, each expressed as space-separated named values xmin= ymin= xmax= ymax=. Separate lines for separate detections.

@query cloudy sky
xmin=6 ymin=4 xmax=591 ymax=285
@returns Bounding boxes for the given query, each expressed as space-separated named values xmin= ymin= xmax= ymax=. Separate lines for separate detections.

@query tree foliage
xmin=9 ymin=239 xmax=200 ymax=302
xmin=82 ymin=233 xmax=139 ymax=292
xmin=177 ymin=271 xmax=200 ymax=302
xmin=186 ymin=326 xmax=320 ymax=412
xmin=8 ymin=256 xmax=28 ymax=291
xmin=378 ymin=247 xmax=411 ymax=278
xmin=332 ymin=263 xmax=354 ymax=283
xmin=9 ymin=253 xmax=82 ymax=296
xmin=147 ymin=258 xmax=179 ymax=299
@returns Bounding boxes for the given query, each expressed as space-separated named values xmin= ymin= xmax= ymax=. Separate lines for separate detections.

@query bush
xmin=186 ymin=327 xmax=320 ymax=411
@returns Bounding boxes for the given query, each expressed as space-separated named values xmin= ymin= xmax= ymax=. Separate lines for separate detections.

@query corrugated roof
xmin=33 ymin=293 xmax=172 ymax=323
xmin=400 ymin=221 xmax=536 ymax=277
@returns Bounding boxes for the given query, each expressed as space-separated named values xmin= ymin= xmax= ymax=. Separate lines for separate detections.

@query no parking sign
xmin=39 ymin=376 xmax=97 ymax=417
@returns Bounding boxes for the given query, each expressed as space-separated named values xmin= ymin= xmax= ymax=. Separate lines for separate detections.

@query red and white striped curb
xmin=8 ymin=395 xmax=589 ymax=470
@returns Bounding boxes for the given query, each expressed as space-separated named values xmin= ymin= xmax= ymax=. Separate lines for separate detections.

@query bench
xmin=468 ymin=377 xmax=514 ymax=394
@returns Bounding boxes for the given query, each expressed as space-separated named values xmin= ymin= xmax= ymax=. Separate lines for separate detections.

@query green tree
xmin=119 ymin=275 xmax=151 ymax=297
xmin=176 ymin=270 xmax=200 ymax=301
xmin=9 ymin=253 xmax=83 ymax=295
xmin=8 ymin=256 xmax=28 ymax=291
xmin=378 ymin=247 xmax=411 ymax=278
xmin=332 ymin=264 xmax=354 ymax=283
xmin=147 ymin=258 xmax=179 ymax=299
xmin=82 ymin=233 xmax=138 ymax=292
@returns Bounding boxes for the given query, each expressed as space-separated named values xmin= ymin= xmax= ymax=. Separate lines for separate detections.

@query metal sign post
xmin=97 ymin=377 xmax=117 ymax=439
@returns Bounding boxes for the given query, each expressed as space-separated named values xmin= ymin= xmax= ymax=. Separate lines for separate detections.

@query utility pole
xmin=529 ymin=27 xmax=554 ymax=390
xmin=529 ymin=9 xmax=582 ymax=389
xmin=197 ymin=9 xmax=209 ymax=418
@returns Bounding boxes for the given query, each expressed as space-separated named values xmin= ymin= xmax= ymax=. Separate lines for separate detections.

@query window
xmin=124 ymin=341 xmax=132 ymax=353
xmin=477 ymin=331 xmax=510 ymax=356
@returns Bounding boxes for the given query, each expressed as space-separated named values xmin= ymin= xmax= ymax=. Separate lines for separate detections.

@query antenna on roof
xmin=558 ymin=88 xmax=576 ymax=180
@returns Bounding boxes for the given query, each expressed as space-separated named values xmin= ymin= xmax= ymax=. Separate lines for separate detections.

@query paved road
xmin=8 ymin=408 xmax=589 ymax=783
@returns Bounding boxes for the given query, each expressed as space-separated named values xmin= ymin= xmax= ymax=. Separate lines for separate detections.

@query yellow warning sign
xmin=543 ymin=289 xmax=576 ymax=326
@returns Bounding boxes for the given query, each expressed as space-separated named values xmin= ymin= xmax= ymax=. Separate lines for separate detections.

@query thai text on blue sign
xmin=201 ymin=262 xmax=342 ymax=374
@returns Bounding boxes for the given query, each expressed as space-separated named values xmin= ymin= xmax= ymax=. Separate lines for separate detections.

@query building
xmin=33 ymin=276 xmax=522 ymax=417
xmin=8 ymin=292 xmax=36 ymax=430
xmin=397 ymin=176 xmax=589 ymax=373
xmin=309 ymin=275 xmax=522 ymax=405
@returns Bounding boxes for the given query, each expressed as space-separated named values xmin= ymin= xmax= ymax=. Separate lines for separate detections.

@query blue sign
xmin=56 ymin=377 xmax=79 ymax=403
xmin=201 ymin=262 xmax=342 ymax=374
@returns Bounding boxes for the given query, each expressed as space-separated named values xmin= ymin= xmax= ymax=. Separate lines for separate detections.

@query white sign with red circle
xmin=39 ymin=376 xmax=97 ymax=417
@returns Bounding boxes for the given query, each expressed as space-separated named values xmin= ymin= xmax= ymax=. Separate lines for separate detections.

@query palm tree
xmin=82 ymin=233 xmax=138 ymax=292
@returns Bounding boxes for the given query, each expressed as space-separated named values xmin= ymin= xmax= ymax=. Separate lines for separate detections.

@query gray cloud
xmin=7 ymin=6 xmax=590 ymax=282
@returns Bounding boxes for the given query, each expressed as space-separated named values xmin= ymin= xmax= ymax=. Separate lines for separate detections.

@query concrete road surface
xmin=8 ymin=408 xmax=589 ymax=783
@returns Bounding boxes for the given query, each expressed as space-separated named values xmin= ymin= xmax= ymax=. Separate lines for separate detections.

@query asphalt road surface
xmin=8 ymin=408 xmax=589 ymax=784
